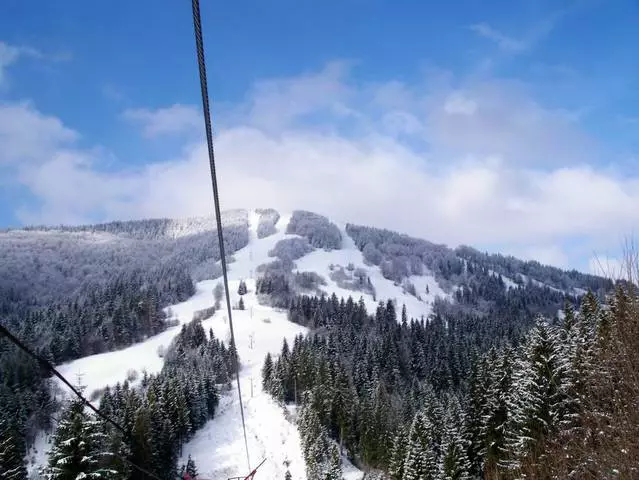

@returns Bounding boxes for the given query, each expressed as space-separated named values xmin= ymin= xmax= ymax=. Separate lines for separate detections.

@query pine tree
xmin=502 ymin=319 xmax=572 ymax=473
xmin=0 ymin=416 xmax=27 ymax=480
xmin=388 ymin=425 xmax=408 ymax=480
xmin=262 ymin=353 xmax=274 ymax=391
xmin=403 ymin=410 xmax=438 ymax=480
xmin=323 ymin=443 xmax=342 ymax=480
xmin=181 ymin=454 xmax=198 ymax=478
xmin=239 ymin=297 xmax=245 ymax=310
xmin=480 ymin=346 xmax=513 ymax=475
xmin=238 ymin=280 xmax=248 ymax=296
xmin=465 ymin=353 xmax=490 ymax=476
xmin=284 ymin=470 xmax=292 ymax=480
xmin=439 ymin=397 xmax=471 ymax=480
xmin=42 ymin=399 xmax=118 ymax=480
xmin=563 ymin=300 xmax=576 ymax=331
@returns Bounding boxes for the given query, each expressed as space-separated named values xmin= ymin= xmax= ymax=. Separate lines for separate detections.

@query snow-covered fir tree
xmin=238 ymin=280 xmax=248 ymax=296
xmin=501 ymin=319 xmax=572 ymax=473
xmin=0 ymin=416 xmax=27 ymax=480
xmin=388 ymin=425 xmax=408 ymax=480
xmin=41 ymin=398 xmax=119 ymax=480
xmin=402 ymin=410 xmax=438 ymax=480
xmin=439 ymin=396 xmax=471 ymax=480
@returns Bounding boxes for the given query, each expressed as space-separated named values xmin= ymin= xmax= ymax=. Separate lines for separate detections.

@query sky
xmin=1 ymin=0 xmax=638 ymax=274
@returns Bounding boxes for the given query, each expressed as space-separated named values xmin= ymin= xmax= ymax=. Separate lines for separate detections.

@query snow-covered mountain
xmin=3 ymin=208 xmax=614 ymax=479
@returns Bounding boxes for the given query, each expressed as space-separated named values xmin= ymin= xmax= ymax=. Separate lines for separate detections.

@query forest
xmin=33 ymin=318 xmax=235 ymax=480
xmin=263 ymin=283 xmax=639 ymax=479
xmin=0 ymin=214 xmax=251 ymax=478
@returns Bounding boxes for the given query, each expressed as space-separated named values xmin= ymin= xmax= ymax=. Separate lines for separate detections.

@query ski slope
xmin=293 ymin=222 xmax=449 ymax=321
xmin=32 ymin=209 xmax=453 ymax=478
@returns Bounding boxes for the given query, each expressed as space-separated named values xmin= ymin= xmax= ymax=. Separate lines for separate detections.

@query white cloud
xmin=0 ymin=43 xmax=20 ymax=86
xmin=0 ymin=102 xmax=77 ymax=164
xmin=443 ymin=92 xmax=477 ymax=115
xmin=3 ymin=64 xmax=639 ymax=271
xmin=0 ymin=41 xmax=70 ymax=89
xmin=0 ymin=42 xmax=43 ymax=87
xmin=470 ymin=23 xmax=526 ymax=53
xmin=241 ymin=60 xmax=353 ymax=131
xmin=123 ymin=104 xmax=202 ymax=137
xmin=470 ymin=13 xmax=563 ymax=56
xmin=427 ymin=80 xmax=595 ymax=166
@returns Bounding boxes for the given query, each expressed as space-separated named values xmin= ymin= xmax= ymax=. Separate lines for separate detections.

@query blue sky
xmin=1 ymin=0 xmax=638 ymax=273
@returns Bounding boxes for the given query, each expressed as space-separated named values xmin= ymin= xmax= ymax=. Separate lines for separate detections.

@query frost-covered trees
xmin=89 ymin=320 xmax=231 ymax=477
xmin=297 ymin=394 xmax=342 ymax=480
xmin=362 ymin=242 xmax=383 ymax=265
xmin=41 ymin=399 xmax=119 ymax=480
xmin=286 ymin=211 xmax=342 ymax=250
xmin=403 ymin=411 xmax=438 ymax=480
xmin=180 ymin=455 xmax=199 ymax=478
xmin=269 ymin=237 xmax=314 ymax=261
xmin=262 ymin=353 xmax=274 ymax=390
xmin=259 ymin=281 xmax=631 ymax=480
xmin=501 ymin=320 xmax=572 ymax=472
xmin=256 ymin=208 xmax=280 ymax=239
xmin=238 ymin=280 xmax=248 ymax=296
xmin=439 ymin=398 xmax=471 ymax=480
xmin=0 ymin=417 xmax=27 ymax=480
xmin=347 ymin=223 xmax=612 ymax=299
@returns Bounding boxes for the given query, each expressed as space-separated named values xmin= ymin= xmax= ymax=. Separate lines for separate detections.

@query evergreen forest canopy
xmin=264 ymin=286 xmax=639 ymax=479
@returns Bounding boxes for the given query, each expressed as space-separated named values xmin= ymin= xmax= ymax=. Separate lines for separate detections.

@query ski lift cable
xmin=190 ymin=0 xmax=252 ymax=472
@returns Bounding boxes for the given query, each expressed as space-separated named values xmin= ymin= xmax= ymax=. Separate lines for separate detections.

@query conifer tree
xmin=323 ymin=443 xmax=342 ymax=480
xmin=181 ymin=454 xmax=198 ymax=478
xmin=403 ymin=410 xmax=438 ymax=480
xmin=480 ymin=346 xmax=513 ymax=476
xmin=439 ymin=397 xmax=471 ymax=480
xmin=0 ymin=416 xmax=27 ymax=480
xmin=388 ymin=425 xmax=408 ymax=480
xmin=239 ymin=297 xmax=245 ymax=310
xmin=262 ymin=352 xmax=274 ymax=391
xmin=41 ymin=399 xmax=118 ymax=480
xmin=502 ymin=319 xmax=572 ymax=473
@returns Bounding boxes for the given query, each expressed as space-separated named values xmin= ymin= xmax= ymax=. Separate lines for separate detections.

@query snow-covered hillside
xmin=37 ymin=211 xmax=452 ymax=478
xmin=293 ymin=222 xmax=448 ymax=320
xmin=22 ymin=207 xmax=614 ymax=479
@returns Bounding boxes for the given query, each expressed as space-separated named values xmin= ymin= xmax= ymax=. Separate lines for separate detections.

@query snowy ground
xmin=32 ymin=210 xmax=460 ymax=479
xmin=294 ymin=222 xmax=449 ymax=321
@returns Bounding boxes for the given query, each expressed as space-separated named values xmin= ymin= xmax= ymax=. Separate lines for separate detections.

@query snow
xmin=26 ymin=430 xmax=52 ymax=477
xmin=573 ymin=287 xmax=588 ymax=296
xmin=517 ymin=273 xmax=565 ymax=294
xmin=36 ymin=211 xmax=389 ymax=479
xmin=294 ymin=223 xmax=449 ymax=321
xmin=342 ymin=457 xmax=365 ymax=480
xmin=488 ymin=269 xmax=519 ymax=290
xmin=164 ymin=209 xmax=248 ymax=238
xmin=53 ymin=280 xmax=221 ymax=401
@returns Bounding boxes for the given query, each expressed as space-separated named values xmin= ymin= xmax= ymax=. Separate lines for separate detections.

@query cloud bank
xmin=1 ymin=62 xmax=637 ymax=272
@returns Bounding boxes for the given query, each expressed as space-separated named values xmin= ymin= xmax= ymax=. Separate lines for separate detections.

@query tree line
xmin=263 ymin=284 xmax=638 ymax=479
